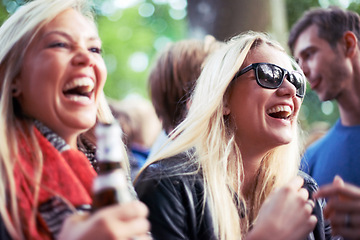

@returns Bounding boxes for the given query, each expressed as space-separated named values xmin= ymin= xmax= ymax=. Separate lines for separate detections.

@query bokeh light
xmin=128 ymin=52 xmax=149 ymax=72
xmin=321 ymin=101 xmax=334 ymax=115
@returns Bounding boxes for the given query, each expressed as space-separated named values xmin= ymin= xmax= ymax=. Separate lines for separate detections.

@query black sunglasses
xmin=232 ymin=62 xmax=306 ymax=98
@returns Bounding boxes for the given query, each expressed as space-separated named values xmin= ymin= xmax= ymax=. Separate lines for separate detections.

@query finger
xmin=298 ymin=187 xmax=310 ymax=200
xmin=304 ymin=199 xmax=315 ymax=214
xmin=314 ymin=184 xmax=360 ymax=200
xmin=308 ymin=214 xmax=318 ymax=229
xmin=97 ymin=201 xmax=149 ymax=221
xmin=117 ymin=201 xmax=149 ymax=220
xmin=323 ymin=197 xmax=346 ymax=219
xmin=328 ymin=212 xmax=350 ymax=228
xmin=119 ymin=218 xmax=151 ymax=238
xmin=314 ymin=178 xmax=360 ymax=200
xmin=301 ymin=214 xmax=318 ymax=234
xmin=328 ymin=212 xmax=360 ymax=229
xmin=288 ymin=176 xmax=305 ymax=190
xmin=324 ymin=198 xmax=360 ymax=213
xmin=333 ymin=175 xmax=345 ymax=187
xmin=274 ymin=178 xmax=306 ymax=203
xmin=323 ymin=199 xmax=334 ymax=219
xmin=314 ymin=176 xmax=343 ymax=199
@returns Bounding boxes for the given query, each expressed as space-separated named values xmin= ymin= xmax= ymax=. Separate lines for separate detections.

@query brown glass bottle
xmin=92 ymin=122 xmax=133 ymax=211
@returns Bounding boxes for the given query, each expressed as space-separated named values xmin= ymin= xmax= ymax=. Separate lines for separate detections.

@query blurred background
xmin=1 ymin=0 xmax=359 ymax=133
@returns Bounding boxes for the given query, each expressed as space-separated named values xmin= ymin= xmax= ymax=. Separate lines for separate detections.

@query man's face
xmin=293 ymin=24 xmax=351 ymax=101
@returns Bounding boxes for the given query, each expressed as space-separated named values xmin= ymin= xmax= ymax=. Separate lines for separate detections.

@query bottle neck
xmin=97 ymin=161 xmax=121 ymax=173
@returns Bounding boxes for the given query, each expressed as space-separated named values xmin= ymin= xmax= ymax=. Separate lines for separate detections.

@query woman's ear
xmin=11 ymin=78 xmax=22 ymax=97
xmin=223 ymin=98 xmax=231 ymax=116
xmin=223 ymin=106 xmax=230 ymax=116
xmin=223 ymin=92 xmax=231 ymax=116
xmin=342 ymin=31 xmax=358 ymax=58
xmin=186 ymin=98 xmax=192 ymax=110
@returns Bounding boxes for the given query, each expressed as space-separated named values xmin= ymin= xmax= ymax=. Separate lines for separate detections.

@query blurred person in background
xmin=109 ymin=95 xmax=161 ymax=179
xmin=289 ymin=6 xmax=360 ymax=239
xmin=147 ymin=36 xmax=224 ymax=158
xmin=289 ymin=6 xmax=360 ymax=187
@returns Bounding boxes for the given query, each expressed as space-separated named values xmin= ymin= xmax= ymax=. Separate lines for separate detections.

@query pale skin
xmin=14 ymin=9 xmax=151 ymax=240
xmin=225 ymin=43 xmax=317 ymax=240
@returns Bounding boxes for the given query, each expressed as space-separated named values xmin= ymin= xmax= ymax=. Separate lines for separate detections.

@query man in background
xmin=288 ymin=6 xmax=360 ymax=187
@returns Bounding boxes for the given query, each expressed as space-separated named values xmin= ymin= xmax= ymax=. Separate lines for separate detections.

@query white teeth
xmin=67 ymin=95 xmax=92 ymax=103
xmin=63 ymin=77 xmax=94 ymax=92
xmin=267 ymin=105 xmax=292 ymax=116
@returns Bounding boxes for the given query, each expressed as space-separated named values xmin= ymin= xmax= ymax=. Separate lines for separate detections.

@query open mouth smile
xmin=266 ymin=105 xmax=293 ymax=120
xmin=63 ymin=77 xmax=94 ymax=102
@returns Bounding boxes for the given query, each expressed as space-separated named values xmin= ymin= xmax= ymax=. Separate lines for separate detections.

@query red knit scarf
xmin=13 ymin=127 xmax=96 ymax=239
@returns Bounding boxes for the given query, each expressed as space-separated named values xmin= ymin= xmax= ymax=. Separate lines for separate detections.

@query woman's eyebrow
xmin=42 ymin=30 xmax=101 ymax=43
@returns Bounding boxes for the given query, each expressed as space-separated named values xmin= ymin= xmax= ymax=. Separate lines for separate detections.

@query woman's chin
xmin=271 ymin=133 xmax=293 ymax=147
xmin=64 ymin=115 xmax=97 ymax=133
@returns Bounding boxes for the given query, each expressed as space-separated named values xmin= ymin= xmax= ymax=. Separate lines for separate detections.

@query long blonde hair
xmin=138 ymin=31 xmax=303 ymax=240
xmin=0 ymin=0 xmax=118 ymax=239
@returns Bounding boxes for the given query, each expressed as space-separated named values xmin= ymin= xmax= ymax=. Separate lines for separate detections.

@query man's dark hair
xmin=288 ymin=6 xmax=360 ymax=54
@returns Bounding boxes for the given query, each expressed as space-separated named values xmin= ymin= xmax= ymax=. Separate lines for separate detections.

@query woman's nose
xmin=72 ymin=48 xmax=95 ymax=67
xmin=276 ymin=75 xmax=297 ymax=97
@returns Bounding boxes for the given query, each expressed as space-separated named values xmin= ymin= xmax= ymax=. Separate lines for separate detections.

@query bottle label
xmin=96 ymin=123 xmax=124 ymax=162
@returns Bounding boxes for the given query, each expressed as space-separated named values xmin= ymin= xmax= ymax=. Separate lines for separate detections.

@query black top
xmin=135 ymin=151 xmax=337 ymax=240
xmin=0 ymin=217 xmax=11 ymax=240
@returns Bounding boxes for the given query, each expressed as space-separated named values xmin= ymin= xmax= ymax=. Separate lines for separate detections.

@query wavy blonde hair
xmin=138 ymin=31 xmax=303 ymax=240
xmin=0 ymin=0 xmax=126 ymax=239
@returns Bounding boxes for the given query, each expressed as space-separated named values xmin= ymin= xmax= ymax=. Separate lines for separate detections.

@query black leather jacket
xmin=135 ymin=151 xmax=336 ymax=240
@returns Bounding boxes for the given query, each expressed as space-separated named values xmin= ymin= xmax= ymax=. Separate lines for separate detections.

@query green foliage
xmin=348 ymin=1 xmax=360 ymax=12
xmin=299 ymin=91 xmax=339 ymax=131
xmin=286 ymin=0 xmax=320 ymax=28
xmin=97 ymin=2 xmax=187 ymax=100
xmin=0 ymin=2 xmax=9 ymax=25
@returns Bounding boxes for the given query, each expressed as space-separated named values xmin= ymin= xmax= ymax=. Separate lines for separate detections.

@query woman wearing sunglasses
xmin=134 ymin=31 xmax=333 ymax=240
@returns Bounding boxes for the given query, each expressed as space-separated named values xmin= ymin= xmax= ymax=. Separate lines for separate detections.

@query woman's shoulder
xmin=134 ymin=150 xmax=203 ymax=206
xmin=134 ymin=149 xmax=203 ymax=198
xmin=137 ymin=150 xmax=198 ymax=181
xmin=134 ymin=151 xmax=211 ymax=240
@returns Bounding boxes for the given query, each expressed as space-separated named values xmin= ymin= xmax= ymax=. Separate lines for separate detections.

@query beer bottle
xmin=92 ymin=122 xmax=133 ymax=211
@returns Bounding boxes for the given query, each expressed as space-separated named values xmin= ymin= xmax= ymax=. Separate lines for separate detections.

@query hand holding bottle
xmin=58 ymin=201 xmax=151 ymax=240
xmin=68 ymin=122 xmax=151 ymax=240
